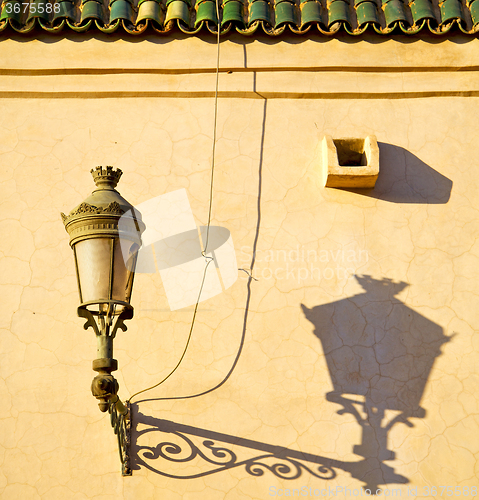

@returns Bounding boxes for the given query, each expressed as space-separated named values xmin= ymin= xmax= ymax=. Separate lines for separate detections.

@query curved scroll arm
xmin=110 ymin=399 xmax=131 ymax=476
xmin=135 ymin=425 xmax=337 ymax=481
xmin=78 ymin=306 xmax=100 ymax=335
xmin=77 ymin=301 xmax=133 ymax=337
xmin=111 ymin=305 xmax=133 ymax=338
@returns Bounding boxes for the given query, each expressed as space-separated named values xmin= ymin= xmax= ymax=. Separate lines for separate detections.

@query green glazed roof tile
xmin=165 ymin=0 xmax=190 ymax=23
xmin=409 ymin=0 xmax=436 ymax=23
xmin=327 ymin=0 xmax=351 ymax=26
xmin=136 ymin=0 xmax=162 ymax=24
xmin=110 ymin=0 xmax=134 ymax=22
xmin=53 ymin=0 xmax=76 ymax=21
xmin=274 ymin=0 xmax=296 ymax=27
xmin=0 ymin=0 xmax=23 ymax=23
xmin=248 ymin=0 xmax=272 ymax=25
xmin=469 ymin=0 xmax=479 ymax=24
xmin=195 ymin=0 xmax=218 ymax=25
xmin=26 ymin=0 xmax=52 ymax=21
xmin=355 ymin=0 xmax=379 ymax=25
xmin=439 ymin=0 xmax=464 ymax=22
xmin=221 ymin=0 xmax=245 ymax=26
xmin=382 ymin=0 xmax=408 ymax=26
xmin=300 ymin=0 xmax=323 ymax=27
xmin=80 ymin=0 xmax=104 ymax=22
xmin=0 ymin=0 xmax=475 ymax=35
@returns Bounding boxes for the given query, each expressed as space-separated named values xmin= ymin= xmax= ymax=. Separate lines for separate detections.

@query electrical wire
xmin=202 ymin=0 xmax=221 ymax=256
xmin=128 ymin=2 xmax=222 ymax=404
xmin=128 ymin=257 xmax=214 ymax=403
xmin=132 ymin=100 xmax=267 ymax=405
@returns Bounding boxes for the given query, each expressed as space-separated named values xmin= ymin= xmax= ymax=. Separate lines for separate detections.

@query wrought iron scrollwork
xmin=244 ymin=457 xmax=335 ymax=480
xmin=135 ymin=423 xmax=336 ymax=480
xmin=110 ymin=401 xmax=131 ymax=476
xmin=131 ymin=416 xmax=411 ymax=490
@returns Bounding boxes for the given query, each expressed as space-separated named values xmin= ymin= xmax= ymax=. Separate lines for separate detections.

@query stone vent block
xmin=322 ymin=135 xmax=379 ymax=188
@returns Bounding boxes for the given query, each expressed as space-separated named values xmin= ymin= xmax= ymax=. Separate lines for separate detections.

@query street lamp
xmin=61 ymin=166 xmax=144 ymax=475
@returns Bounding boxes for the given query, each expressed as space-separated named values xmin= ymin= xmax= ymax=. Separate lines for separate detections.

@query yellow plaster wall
xmin=0 ymin=36 xmax=478 ymax=499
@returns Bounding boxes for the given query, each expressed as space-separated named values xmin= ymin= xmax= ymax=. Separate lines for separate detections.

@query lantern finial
xmin=91 ymin=166 xmax=123 ymax=189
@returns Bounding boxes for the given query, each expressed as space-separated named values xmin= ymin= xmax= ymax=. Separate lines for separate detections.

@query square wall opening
xmin=333 ymin=138 xmax=367 ymax=166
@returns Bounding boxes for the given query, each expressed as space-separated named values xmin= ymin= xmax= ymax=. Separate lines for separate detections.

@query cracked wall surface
xmin=0 ymin=36 xmax=478 ymax=499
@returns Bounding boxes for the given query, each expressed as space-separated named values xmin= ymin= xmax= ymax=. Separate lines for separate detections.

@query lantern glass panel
xmin=75 ymin=237 xmax=139 ymax=307
xmin=75 ymin=237 xmax=112 ymax=303
xmin=112 ymin=239 xmax=138 ymax=303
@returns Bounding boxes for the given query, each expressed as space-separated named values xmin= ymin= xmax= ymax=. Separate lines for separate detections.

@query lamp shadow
xmin=329 ymin=144 xmax=453 ymax=204
xmin=301 ymin=275 xmax=453 ymax=490
xmin=129 ymin=276 xmax=451 ymax=491
xmin=130 ymin=410 xmax=409 ymax=490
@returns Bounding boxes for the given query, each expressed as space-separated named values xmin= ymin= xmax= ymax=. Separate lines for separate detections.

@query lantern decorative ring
xmin=61 ymin=166 xmax=145 ymax=475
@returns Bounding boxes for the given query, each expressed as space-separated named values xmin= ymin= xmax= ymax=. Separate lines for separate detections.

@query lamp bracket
xmin=77 ymin=301 xmax=134 ymax=338
xmin=110 ymin=306 xmax=133 ymax=339
xmin=110 ymin=399 xmax=131 ymax=476
xmin=78 ymin=305 xmax=100 ymax=335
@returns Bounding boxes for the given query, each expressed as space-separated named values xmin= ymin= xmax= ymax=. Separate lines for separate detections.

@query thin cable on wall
xmin=135 ymin=99 xmax=266 ymax=405
xmin=128 ymin=1 xmax=222 ymax=404
xmin=202 ymin=0 xmax=221 ymax=256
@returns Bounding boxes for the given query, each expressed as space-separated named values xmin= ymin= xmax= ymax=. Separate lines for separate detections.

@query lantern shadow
xmin=301 ymin=275 xmax=453 ymax=490
xmin=129 ymin=409 xmax=409 ymax=490
xmin=128 ymin=276 xmax=450 ymax=492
